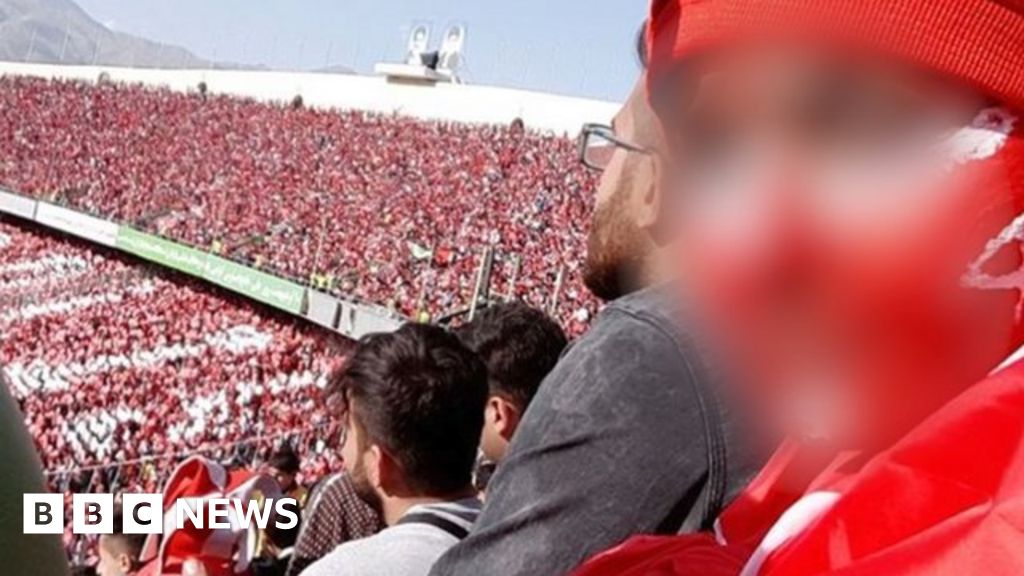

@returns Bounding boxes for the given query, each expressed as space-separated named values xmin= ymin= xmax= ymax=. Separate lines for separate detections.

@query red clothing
xmin=765 ymin=358 xmax=1024 ymax=574
xmin=575 ymin=358 xmax=1024 ymax=575
xmin=647 ymin=0 xmax=1024 ymax=112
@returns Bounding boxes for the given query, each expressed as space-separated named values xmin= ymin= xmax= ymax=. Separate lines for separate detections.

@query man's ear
xmin=485 ymin=397 xmax=501 ymax=427
xmin=493 ymin=397 xmax=522 ymax=442
xmin=635 ymin=153 xmax=664 ymax=231
xmin=367 ymin=445 xmax=389 ymax=492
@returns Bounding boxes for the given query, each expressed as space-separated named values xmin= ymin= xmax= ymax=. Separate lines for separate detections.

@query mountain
xmin=0 ymin=0 xmax=208 ymax=68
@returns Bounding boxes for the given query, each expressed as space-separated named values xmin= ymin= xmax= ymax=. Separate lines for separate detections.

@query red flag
xmin=137 ymin=456 xmax=281 ymax=576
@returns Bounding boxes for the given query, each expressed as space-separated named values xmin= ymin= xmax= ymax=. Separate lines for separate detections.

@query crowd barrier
xmin=0 ymin=189 xmax=405 ymax=339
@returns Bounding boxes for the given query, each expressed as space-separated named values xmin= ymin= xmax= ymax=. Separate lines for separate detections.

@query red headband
xmin=647 ymin=0 xmax=1024 ymax=111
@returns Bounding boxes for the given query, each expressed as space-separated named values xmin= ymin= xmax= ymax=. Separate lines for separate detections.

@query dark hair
xmin=330 ymin=324 xmax=488 ymax=496
xmin=268 ymin=446 xmax=301 ymax=474
xmin=106 ymin=507 xmax=146 ymax=564
xmin=455 ymin=302 xmax=567 ymax=411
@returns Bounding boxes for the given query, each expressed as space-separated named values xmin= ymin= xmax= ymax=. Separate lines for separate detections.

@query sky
xmin=74 ymin=0 xmax=647 ymax=103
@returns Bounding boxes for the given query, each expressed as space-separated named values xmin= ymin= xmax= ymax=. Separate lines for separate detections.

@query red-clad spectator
xmin=0 ymin=77 xmax=599 ymax=334
xmin=0 ymin=221 xmax=341 ymax=566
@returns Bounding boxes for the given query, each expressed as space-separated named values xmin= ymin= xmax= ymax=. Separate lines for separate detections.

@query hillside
xmin=0 ymin=0 xmax=207 ymax=68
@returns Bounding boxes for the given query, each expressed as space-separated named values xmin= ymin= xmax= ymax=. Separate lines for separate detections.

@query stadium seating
xmin=0 ymin=220 xmax=342 ymax=565
xmin=0 ymin=74 xmax=600 ymax=566
xmin=0 ymin=76 xmax=599 ymax=335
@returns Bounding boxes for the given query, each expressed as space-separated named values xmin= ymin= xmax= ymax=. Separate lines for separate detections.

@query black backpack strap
xmin=397 ymin=512 xmax=471 ymax=540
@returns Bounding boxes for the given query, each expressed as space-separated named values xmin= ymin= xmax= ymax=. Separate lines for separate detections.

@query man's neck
xmin=617 ymin=259 xmax=669 ymax=300
xmin=381 ymin=485 xmax=478 ymax=526
xmin=643 ymin=249 xmax=673 ymax=290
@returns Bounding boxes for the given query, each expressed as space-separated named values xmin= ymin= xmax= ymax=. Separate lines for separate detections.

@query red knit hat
xmin=647 ymin=0 xmax=1024 ymax=111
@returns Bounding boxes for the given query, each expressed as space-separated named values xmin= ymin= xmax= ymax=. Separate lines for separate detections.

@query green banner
xmin=204 ymin=254 xmax=306 ymax=314
xmin=116 ymin=226 xmax=305 ymax=314
xmin=116 ymin=227 xmax=208 ymax=277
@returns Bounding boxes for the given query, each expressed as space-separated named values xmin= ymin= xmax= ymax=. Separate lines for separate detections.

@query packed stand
xmin=0 ymin=76 xmax=599 ymax=334
xmin=0 ymin=219 xmax=346 ymax=566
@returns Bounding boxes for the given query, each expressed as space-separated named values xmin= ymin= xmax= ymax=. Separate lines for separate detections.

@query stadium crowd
xmin=0 ymin=76 xmax=598 ymax=333
xmin=0 ymin=219 xmax=347 ymax=566
xmin=5 ymin=1 xmax=1024 ymax=575
xmin=0 ymin=58 xmax=603 ymax=573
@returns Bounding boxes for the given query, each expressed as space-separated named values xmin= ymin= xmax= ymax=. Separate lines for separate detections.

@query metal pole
xmin=92 ymin=34 xmax=102 ymax=65
xmin=506 ymin=254 xmax=521 ymax=301
xmin=154 ymin=42 xmax=166 ymax=68
xmin=468 ymin=246 xmax=495 ymax=321
xmin=25 ymin=29 xmax=37 ymax=62
xmin=416 ymin=264 xmax=433 ymax=321
xmin=210 ymin=41 xmax=219 ymax=71
xmin=59 ymin=20 xmax=71 ymax=62
xmin=416 ymin=241 xmax=437 ymax=318
xmin=324 ymin=41 xmax=335 ymax=69
xmin=310 ymin=216 xmax=328 ymax=285
xmin=548 ymin=264 xmax=565 ymax=315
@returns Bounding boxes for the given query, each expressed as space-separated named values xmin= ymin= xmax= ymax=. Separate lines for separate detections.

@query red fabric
xmin=647 ymin=0 xmax=1024 ymax=111
xmin=763 ymin=359 xmax=1024 ymax=575
xmin=572 ymin=534 xmax=748 ymax=576
xmin=715 ymin=441 xmax=863 ymax=547
xmin=139 ymin=456 xmax=280 ymax=576
xmin=573 ymin=359 xmax=1024 ymax=575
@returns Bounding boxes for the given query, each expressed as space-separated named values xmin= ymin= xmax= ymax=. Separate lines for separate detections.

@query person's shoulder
xmin=301 ymin=532 xmax=387 ymax=576
xmin=299 ymin=546 xmax=345 ymax=576
xmin=601 ymin=284 xmax=683 ymax=329
xmin=565 ymin=284 xmax=690 ymax=364
xmin=311 ymin=523 xmax=454 ymax=576
xmin=534 ymin=284 xmax=700 ymax=405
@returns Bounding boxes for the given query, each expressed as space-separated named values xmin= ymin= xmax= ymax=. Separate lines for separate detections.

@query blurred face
xmin=96 ymin=536 xmax=132 ymax=576
xmin=271 ymin=467 xmax=296 ymax=491
xmin=660 ymin=46 xmax=1020 ymax=446
xmin=583 ymin=83 xmax=659 ymax=301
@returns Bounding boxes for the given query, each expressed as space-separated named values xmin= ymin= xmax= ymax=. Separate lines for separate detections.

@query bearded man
xmin=302 ymin=324 xmax=487 ymax=576
xmin=431 ymin=31 xmax=763 ymax=576
xmin=575 ymin=1 xmax=1024 ymax=574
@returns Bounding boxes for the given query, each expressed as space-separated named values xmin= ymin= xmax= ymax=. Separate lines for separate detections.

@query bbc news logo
xmin=24 ymin=494 xmax=299 ymax=534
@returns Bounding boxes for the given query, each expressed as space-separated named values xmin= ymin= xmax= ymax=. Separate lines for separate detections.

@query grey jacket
xmin=429 ymin=286 xmax=759 ymax=576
